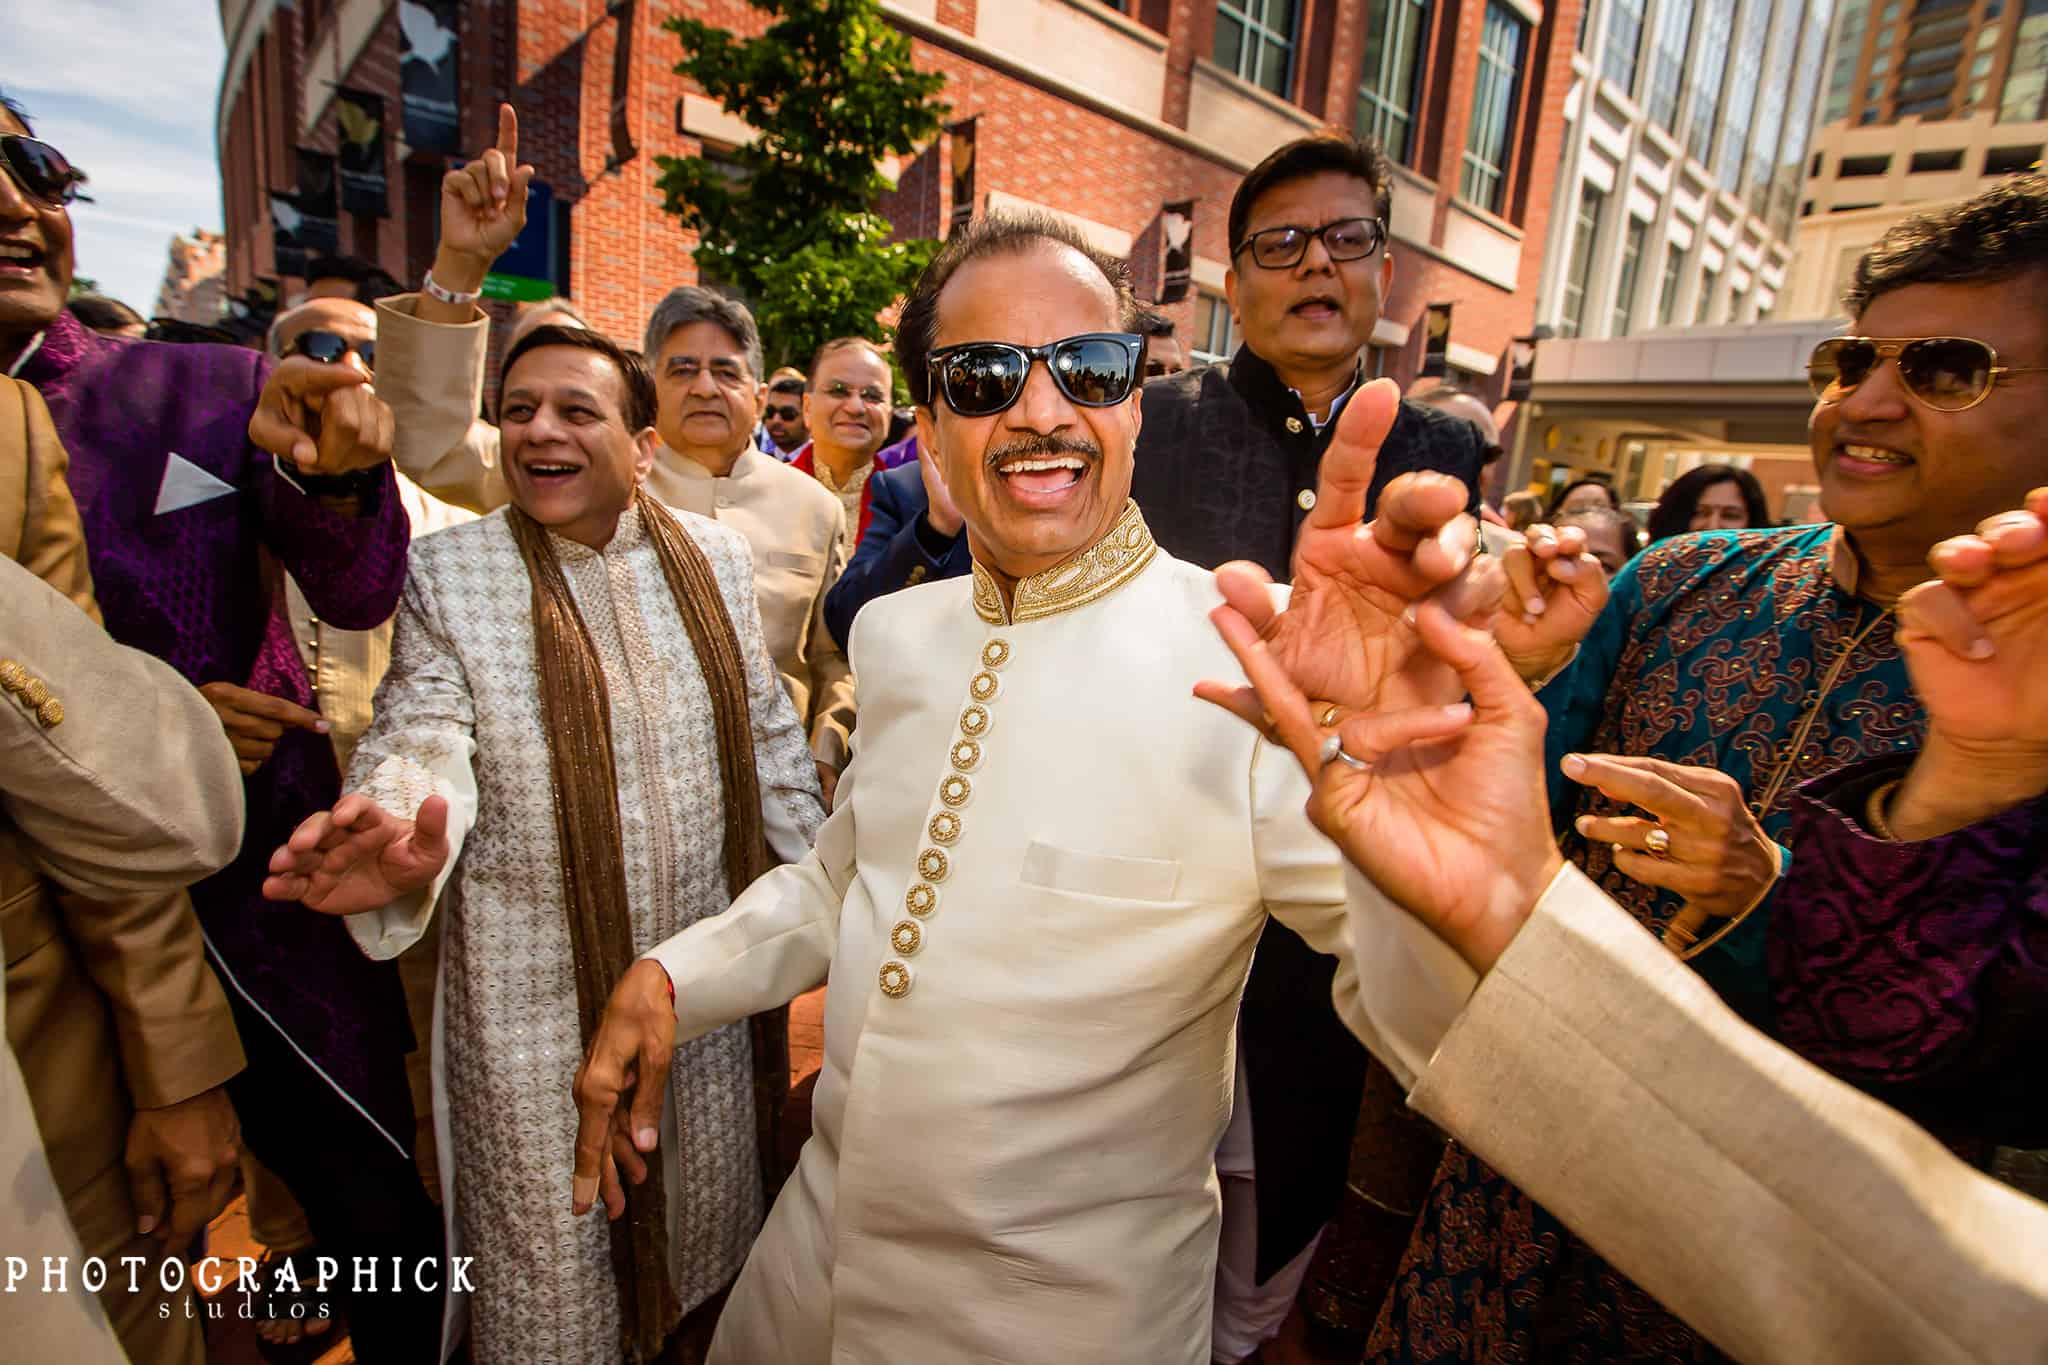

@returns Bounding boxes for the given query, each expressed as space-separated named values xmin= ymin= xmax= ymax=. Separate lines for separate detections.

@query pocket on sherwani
xmin=1019 ymin=840 xmax=1181 ymax=903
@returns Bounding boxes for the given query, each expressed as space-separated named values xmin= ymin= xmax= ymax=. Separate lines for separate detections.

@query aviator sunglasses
xmin=763 ymin=403 xmax=802 ymax=422
xmin=0 ymin=135 xmax=90 ymax=209
xmin=1808 ymin=335 xmax=2048 ymax=413
xmin=926 ymin=332 xmax=1145 ymax=418
xmin=289 ymin=330 xmax=375 ymax=370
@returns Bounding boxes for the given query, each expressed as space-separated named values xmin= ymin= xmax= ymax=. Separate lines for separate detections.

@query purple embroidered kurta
xmin=19 ymin=310 xmax=418 ymax=1151
xmin=1771 ymin=755 xmax=2048 ymax=1171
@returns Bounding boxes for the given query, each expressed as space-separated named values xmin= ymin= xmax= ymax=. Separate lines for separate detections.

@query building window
xmin=1357 ymin=0 xmax=1432 ymax=162
xmin=1559 ymin=182 xmax=1605 ymax=337
xmin=1985 ymin=142 xmax=2046 ymax=172
xmin=1612 ymin=218 xmax=1648 ymax=336
xmin=1644 ymin=0 xmax=1696 ymax=129
xmin=1714 ymin=0 xmax=1776 ymax=189
xmin=1766 ymin=0 xmax=1837 ymax=234
xmin=1460 ymin=2 xmax=1528 ymax=212
xmin=1603 ymin=0 xmax=1647 ymax=93
xmin=1684 ymin=0 xmax=1737 ymax=165
xmin=1215 ymin=0 xmax=1299 ymax=96
xmin=2001 ymin=0 xmax=2048 ymax=122
xmin=1822 ymin=0 xmax=1870 ymax=123
xmin=1656 ymin=246 xmax=1685 ymax=326
xmin=1695 ymin=263 xmax=1720 ymax=323
xmin=1743 ymin=0 xmax=1807 ymax=198
xmin=1908 ymin=147 xmax=1966 ymax=171
xmin=1194 ymin=293 xmax=1239 ymax=360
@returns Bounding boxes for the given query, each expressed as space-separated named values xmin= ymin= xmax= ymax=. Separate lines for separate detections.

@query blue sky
xmin=9 ymin=0 xmax=227 ymax=317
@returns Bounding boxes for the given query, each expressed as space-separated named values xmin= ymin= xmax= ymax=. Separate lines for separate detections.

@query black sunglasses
xmin=764 ymin=403 xmax=801 ymax=422
xmin=1808 ymin=335 xmax=2048 ymax=413
xmin=1 ymin=134 xmax=91 ymax=208
xmin=926 ymin=333 xmax=1145 ymax=418
xmin=1234 ymin=217 xmax=1386 ymax=270
xmin=290 ymin=330 xmax=375 ymax=370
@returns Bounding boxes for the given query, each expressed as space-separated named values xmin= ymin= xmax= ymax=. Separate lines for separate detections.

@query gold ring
xmin=1645 ymin=827 xmax=1672 ymax=857
xmin=1318 ymin=704 xmax=1342 ymax=728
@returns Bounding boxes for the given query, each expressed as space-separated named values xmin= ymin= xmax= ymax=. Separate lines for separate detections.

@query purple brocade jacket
xmin=1771 ymin=754 xmax=2048 ymax=1177
xmin=20 ymin=310 xmax=419 ymax=1151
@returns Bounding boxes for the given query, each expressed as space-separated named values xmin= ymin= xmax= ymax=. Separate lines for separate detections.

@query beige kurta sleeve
xmin=342 ymin=566 xmax=480 ymax=958
xmin=0 ymin=556 xmax=244 ymax=894
xmin=804 ymin=521 xmax=856 ymax=770
xmin=645 ymin=755 xmax=855 ymax=1044
xmin=1249 ymin=737 xmax=1478 ymax=1080
xmin=374 ymin=293 xmax=510 ymax=514
xmin=1405 ymin=862 xmax=2048 ymax=1365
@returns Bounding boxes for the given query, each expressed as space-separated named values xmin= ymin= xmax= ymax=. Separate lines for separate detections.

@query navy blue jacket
xmin=823 ymin=460 xmax=972 ymax=649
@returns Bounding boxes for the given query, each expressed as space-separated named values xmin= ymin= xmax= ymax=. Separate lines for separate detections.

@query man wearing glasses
xmin=756 ymin=366 xmax=810 ymax=458
xmin=568 ymin=211 xmax=1481 ymax=1365
xmin=1130 ymin=133 xmax=1491 ymax=1359
xmin=1362 ymin=172 xmax=2048 ymax=1359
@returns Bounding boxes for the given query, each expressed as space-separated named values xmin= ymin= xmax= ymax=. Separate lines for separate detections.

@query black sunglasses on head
xmin=1 ymin=134 xmax=90 ymax=208
xmin=289 ymin=330 xmax=375 ymax=370
xmin=926 ymin=333 xmax=1145 ymax=418
xmin=764 ymin=403 xmax=801 ymax=422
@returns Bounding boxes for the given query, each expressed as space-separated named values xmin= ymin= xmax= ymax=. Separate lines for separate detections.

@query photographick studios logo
xmin=5 ymin=1254 xmax=473 ymax=1322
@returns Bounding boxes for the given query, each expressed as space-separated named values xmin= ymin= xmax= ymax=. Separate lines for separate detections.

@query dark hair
xmin=0 ymin=89 xmax=33 ymax=135
xmin=144 ymin=317 xmax=241 ymax=347
xmin=66 ymin=293 xmax=144 ymax=333
xmin=304 ymin=254 xmax=404 ymax=304
xmin=497 ymin=324 xmax=656 ymax=432
xmin=1134 ymin=307 xmax=1177 ymax=339
xmin=1557 ymin=505 xmax=1644 ymax=560
xmin=896 ymin=211 xmax=1139 ymax=406
xmin=1545 ymin=476 xmax=1621 ymax=519
xmin=1228 ymin=134 xmax=1393 ymax=256
xmin=810 ymin=335 xmax=891 ymax=382
xmin=1646 ymin=464 xmax=1771 ymax=542
xmin=1844 ymin=173 xmax=2048 ymax=318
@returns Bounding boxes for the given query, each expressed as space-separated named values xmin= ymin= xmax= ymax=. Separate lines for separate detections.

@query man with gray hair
xmin=639 ymin=287 xmax=856 ymax=798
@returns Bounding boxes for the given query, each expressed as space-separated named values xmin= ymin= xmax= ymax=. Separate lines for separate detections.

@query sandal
xmin=251 ymin=1247 xmax=342 ymax=1365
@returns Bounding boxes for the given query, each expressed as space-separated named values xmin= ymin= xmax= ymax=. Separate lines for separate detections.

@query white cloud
xmin=9 ymin=0 xmax=227 ymax=131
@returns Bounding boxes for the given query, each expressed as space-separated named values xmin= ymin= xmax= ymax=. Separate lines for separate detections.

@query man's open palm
xmin=263 ymin=793 xmax=451 ymax=913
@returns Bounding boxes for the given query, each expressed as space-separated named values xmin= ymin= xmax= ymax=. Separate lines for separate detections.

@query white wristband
xmin=421 ymin=271 xmax=482 ymax=306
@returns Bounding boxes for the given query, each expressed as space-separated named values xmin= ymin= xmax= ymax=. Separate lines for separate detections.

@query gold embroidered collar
xmin=971 ymin=500 xmax=1158 ymax=625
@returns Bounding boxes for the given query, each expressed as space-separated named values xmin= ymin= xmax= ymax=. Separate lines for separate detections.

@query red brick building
xmin=216 ymin=0 xmax=1580 ymax=395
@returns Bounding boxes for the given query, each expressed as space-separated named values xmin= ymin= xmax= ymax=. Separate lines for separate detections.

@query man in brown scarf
xmin=262 ymin=325 xmax=826 ymax=1364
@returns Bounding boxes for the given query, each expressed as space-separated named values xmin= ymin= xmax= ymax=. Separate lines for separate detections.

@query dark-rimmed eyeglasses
xmin=0 ymin=135 xmax=91 ymax=209
xmin=926 ymin=333 xmax=1145 ymax=418
xmin=1233 ymin=217 xmax=1386 ymax=271
xmin=288 ymin=330 xmax=375 ymax=370
xmin=763 ymin=403 xmax=801 ymax=422
xmin=1808 ymin=335 xmax=2048 ymax=413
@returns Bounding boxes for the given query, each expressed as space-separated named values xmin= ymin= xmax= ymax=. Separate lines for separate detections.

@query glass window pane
xmin=1460 ymin=1 xmax=1527 ymax=212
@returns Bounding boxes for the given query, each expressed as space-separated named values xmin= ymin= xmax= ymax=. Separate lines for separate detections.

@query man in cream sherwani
xmin=570 ymin=214 xmax=1477 ymax=1364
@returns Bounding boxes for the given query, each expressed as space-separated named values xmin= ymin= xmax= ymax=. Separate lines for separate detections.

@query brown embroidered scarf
xmin=508 ymin=492 xmax=771 ymax=1362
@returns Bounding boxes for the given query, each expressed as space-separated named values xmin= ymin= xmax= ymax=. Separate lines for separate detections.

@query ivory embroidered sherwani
xmin=339 ymin=506 xmax=826 ymax=1364
xmin=644 ymin=504 xmax=1468 ymax=1365
xmin=375 ymin=295 xmax=859 ymax=769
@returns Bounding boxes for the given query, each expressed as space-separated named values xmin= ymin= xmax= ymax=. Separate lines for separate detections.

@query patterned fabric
xmin=1369 ymin=526 xmax=1926 ymax=1364
xmin=1770 ymin=757 xmax=2048 ymax=1161
xmin=349 ymin=507 xmax=825 ymax=1364
xmin=18 ymin=309 xmax=417 ymax=1148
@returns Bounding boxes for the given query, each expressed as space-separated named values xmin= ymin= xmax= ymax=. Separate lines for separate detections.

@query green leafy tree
xmin=659 ymin=0 xmax=948 ymax=372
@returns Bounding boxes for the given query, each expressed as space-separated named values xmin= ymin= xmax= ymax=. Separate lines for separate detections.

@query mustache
xmin=984 ymin=434 xmax=1101 ymax=470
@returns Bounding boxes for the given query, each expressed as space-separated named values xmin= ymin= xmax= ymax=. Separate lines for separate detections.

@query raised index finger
xmin=1307 ymin=378 xmax=1400 ymax=532
xmin=498 ymin=102 xmax=519 ymax=163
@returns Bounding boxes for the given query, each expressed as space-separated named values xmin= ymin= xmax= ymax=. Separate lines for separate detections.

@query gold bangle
xmin=1865 ymin=779 xmax=1903 ymax=842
